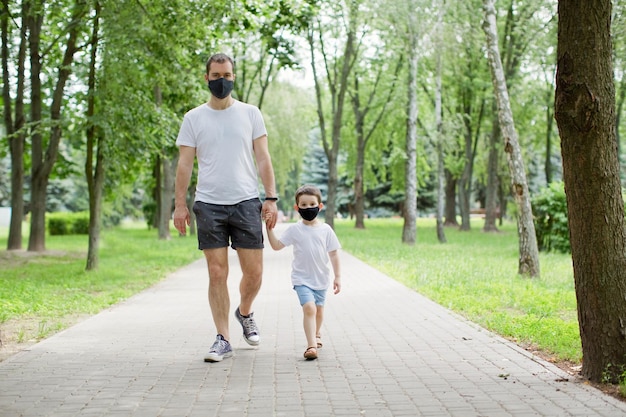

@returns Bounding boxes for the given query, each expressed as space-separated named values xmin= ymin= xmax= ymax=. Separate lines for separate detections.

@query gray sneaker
xmin=204 ymin=334 xmax=233 ymax=362
xmin=235 ymin=307 xmax=260 ymax=346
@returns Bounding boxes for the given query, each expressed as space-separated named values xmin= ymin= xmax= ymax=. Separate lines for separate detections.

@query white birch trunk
xmin=482 ymin=0 xmax=540 ymax=276
xmin=402 ymin=30 xmax=418 ymax=245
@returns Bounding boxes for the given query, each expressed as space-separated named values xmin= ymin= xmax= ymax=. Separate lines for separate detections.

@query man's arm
xmin=253 ymin=135 xmax=278 ymax=229
xmin=173 ymin=145 xmax=195 ymax=235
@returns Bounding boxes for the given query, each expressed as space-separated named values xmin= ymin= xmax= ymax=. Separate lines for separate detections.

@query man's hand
xmin=262 ymin=200 xmax=279 ymax=229
xmin=173 ymin=205 xmax=190 ymax=235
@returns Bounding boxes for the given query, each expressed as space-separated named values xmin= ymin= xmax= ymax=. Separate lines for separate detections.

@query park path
xmin=1 ymin=223 xmax=625 ymax=416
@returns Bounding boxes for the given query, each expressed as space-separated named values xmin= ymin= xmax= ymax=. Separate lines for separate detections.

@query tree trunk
xmin=86 ymin=133 xmax=104 ymax=271
xmin=434 ymin=17 xmax=446 ymax=243
xmin=484 ymin=0 xmax=533 ymax=231
xmin=86 ymin=1 xmax=102 ymax=271
xmin=483 ymin=111 xmax=500 ymax=232
xmin=158 ymin=156 xmax=177 ymax=240
xmin=326 ymin=157 xmax=339 ymax=228
xmin=482 ymin=0 xmax=540 ymax=276
xmin=28 ymin=0 xmax=87 ymax=251
xmin=458 ymin=137 xmax=471 ymax=232
xmin=351 ymin=76 xmax=366 ymax=230
xmin=443 ymin=170 xmax=459 ymax=226
xmin=616 ymin=77 xmax=625 ymax=157
xmin=353 ymin=138 xmax=365 ymax=229
xmin=458 ymin=115 xmax=473 ymax=231
xmin=153 ymin=84 xmax=173 ymax=240
xmin=2 ymin=0 xmax=27 ymax=250
xmin=544 ymin=88 xmax=555 ymax=184
xmin=402 ymin=31 xmax=418 ymax=245
xmin=27 ymin=2 xmax=45 ymax=251
xmin=555 ymin=0 xmax=626 ymax=383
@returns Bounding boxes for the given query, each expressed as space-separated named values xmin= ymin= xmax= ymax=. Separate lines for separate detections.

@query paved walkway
xmin=1 ymin=223 xmax=626 ymax=417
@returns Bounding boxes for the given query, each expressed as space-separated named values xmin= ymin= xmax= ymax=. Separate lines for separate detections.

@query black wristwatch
xmin=264 ymin=197 xmax=279 ymax=201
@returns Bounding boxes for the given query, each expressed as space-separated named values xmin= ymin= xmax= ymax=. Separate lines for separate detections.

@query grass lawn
xmin=0 ymin=221 xmax=202 ymax=358
xmin=334 ymin=217 xmax=581 ymax=363
xmin=1 ymin=217 xmax=581 ymax=366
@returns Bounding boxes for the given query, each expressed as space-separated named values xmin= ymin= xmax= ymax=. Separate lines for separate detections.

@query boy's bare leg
xmin=303 ymin=302 xmax=317 ymax=348
xmin=315 ymin=306 xmax=324 ymax=345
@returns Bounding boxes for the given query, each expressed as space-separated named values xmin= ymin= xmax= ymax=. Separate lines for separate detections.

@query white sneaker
xmin=235 ymin=307 xmax=260 ymax=345
xmin=204 ymin=334 xmax=233 ymax=362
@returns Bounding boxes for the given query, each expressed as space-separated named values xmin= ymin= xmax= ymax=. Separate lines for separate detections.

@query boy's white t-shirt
xmin=176 ymin=100 xmax=267 ymax=205
xmin=278 ymin=221 xmax=341 ymax=290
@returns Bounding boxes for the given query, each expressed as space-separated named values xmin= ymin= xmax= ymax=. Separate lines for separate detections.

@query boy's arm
xmin=329 ymin=250 xmax=341 ymax=294
xmin=265 ymin=223 xmax=285 ymax=250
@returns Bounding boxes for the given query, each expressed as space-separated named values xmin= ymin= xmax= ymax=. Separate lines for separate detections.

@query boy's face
xmin=295 ymin=194 xmax=322 ymax=210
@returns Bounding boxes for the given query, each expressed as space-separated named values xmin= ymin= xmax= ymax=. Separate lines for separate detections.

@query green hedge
xmin=47 ymin=211 xmax=90 ymax=235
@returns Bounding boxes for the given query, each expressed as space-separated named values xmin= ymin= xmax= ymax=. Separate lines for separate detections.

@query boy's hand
xmin=262 ymin=201 xmax=278 ymax=229
xmin=333 ymin=279 xmax=341 ymax=294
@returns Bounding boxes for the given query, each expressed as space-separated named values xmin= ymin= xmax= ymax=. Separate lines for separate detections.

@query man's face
xmin=206 ymin=61 xmax=234 ymax=82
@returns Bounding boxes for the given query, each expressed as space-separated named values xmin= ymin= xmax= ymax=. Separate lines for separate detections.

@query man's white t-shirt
xmin=278 ymin=221 xmax=341 ymax=290
xmin=176 ymin=101 xmax=267 ymax=205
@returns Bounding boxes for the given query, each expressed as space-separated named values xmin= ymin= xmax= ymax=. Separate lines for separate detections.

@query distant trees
xmin=2 ymin=0 xmax=626 ymax=287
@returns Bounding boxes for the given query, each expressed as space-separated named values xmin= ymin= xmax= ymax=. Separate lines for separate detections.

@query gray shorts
xmin=193 ymin=199 xmax=264 ymax=250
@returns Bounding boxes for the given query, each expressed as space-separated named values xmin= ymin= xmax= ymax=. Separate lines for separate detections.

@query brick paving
xmin=1 ymin=223 xmax=626 ymax=416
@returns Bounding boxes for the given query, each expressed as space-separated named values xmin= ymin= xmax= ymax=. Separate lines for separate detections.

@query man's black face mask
xmin=208 ymin=78 xmax=234 ymax=99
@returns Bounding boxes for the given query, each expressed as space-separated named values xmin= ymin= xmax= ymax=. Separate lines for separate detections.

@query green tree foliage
xmin=2 ymin=0 xmax=626 ymax=276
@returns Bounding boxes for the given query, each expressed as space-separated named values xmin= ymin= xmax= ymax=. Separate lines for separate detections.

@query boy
xmin=265 ymin=185 xmax=341 ymax=360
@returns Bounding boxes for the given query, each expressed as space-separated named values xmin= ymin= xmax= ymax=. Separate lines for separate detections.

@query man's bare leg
xmin=234 ymin=248 xmax=263 ymax=345
xmin=204 ymin=247 xmax=230 ymax=341
xmin=236 ymin=248 xmax=263 ymax=315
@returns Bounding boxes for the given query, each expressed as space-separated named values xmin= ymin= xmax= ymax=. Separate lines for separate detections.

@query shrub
xmin=47 ymin=212 xmax=90 ymax=235
xmin=532 ymin=181 xmax=571 ymax=253
xmin=72 ymin=215 xmax=90 ymax=234
xmin=47 ymin=216 xmax=70 ymax=236
xmin=142 ymin=201 xmax=157 ymax=229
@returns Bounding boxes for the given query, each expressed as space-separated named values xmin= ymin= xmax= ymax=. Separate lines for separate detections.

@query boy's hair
xmin=206 ymin=53 xmax=235 ymax=74
xmin=295 ymin=185 xmax=323 ymax=204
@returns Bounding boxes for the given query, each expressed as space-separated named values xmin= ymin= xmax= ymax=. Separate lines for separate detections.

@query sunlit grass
xmin=334 ymin=218 xmax=581 ymax=362
xmin=0 ymin=223 xmax=202 ymax=325
xmin=1 ymin=218 xmax=581 ymax=363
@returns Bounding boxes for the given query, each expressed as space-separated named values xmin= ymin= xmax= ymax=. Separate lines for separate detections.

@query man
xmin=173 ymin=53 xmax=278 ymax=362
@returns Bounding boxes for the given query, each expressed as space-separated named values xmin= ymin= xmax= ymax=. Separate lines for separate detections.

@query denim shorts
xmin=193 ymin=199 xmax=264 ymax=250
xmin=294 ymin=285 xmax=327 ymax=306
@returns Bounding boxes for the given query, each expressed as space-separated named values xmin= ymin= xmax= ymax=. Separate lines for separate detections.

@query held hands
xmin=262 ymin=200 xmax=278 ymax=229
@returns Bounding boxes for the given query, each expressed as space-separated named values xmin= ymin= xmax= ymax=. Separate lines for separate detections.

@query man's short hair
xmin=206 ymin=53 xmax=235 ymax=74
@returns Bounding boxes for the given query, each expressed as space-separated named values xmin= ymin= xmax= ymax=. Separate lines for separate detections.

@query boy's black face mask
xmin=298 ymin=207 xmax=320 ymax=221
